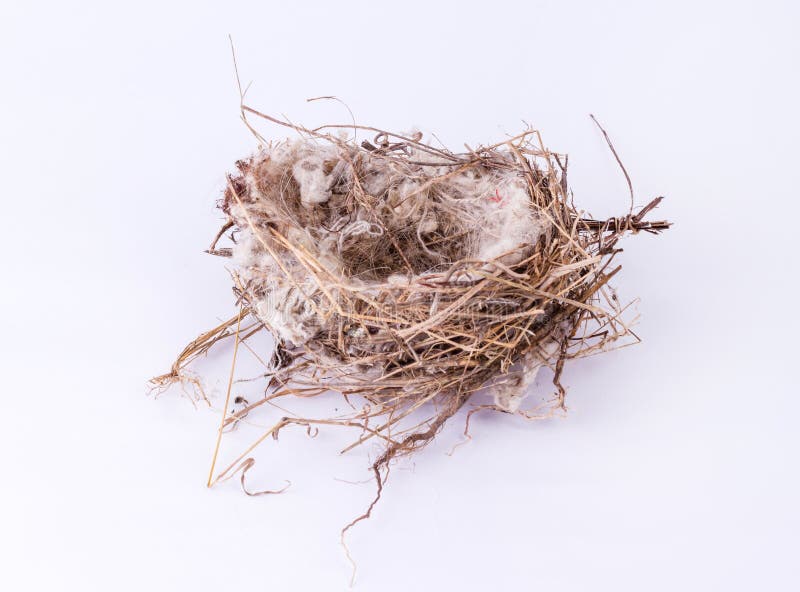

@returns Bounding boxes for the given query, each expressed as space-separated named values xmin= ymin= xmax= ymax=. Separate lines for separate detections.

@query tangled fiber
xmin=153 ymin=104 xmax=669 ymax=537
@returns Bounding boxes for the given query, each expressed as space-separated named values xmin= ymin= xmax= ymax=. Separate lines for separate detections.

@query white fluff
xmin=229 ymin=138 xmax=551 ymax=349
xmin=491 ymin=330 xmax=564 ymax=412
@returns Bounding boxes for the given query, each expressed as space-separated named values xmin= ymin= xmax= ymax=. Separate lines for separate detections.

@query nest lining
xmin=227 ymin=137 xmax=549 ymax=353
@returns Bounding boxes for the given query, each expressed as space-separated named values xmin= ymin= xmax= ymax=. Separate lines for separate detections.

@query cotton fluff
xmin=225 ymin=138 xmax=552 ymax=353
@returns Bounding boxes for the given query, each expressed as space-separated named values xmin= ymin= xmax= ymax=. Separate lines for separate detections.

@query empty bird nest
xmin=152 ymin=107 xmax=669 ymax=508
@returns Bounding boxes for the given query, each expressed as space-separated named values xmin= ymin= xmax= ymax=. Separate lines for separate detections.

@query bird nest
xmin=153 ymin=109 xmax=668 ymax=510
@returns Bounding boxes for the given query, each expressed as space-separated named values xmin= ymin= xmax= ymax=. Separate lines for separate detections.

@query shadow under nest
xmin=152 ymin=108 xmax=669 ymax=536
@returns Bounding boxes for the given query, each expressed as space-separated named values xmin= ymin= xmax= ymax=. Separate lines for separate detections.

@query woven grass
xmin=153 ymin=105 xmax=669 ymax=537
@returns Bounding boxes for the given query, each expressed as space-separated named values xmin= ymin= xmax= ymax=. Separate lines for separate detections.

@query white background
xmin=2 ymin=1 xmax=798 ymax=590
